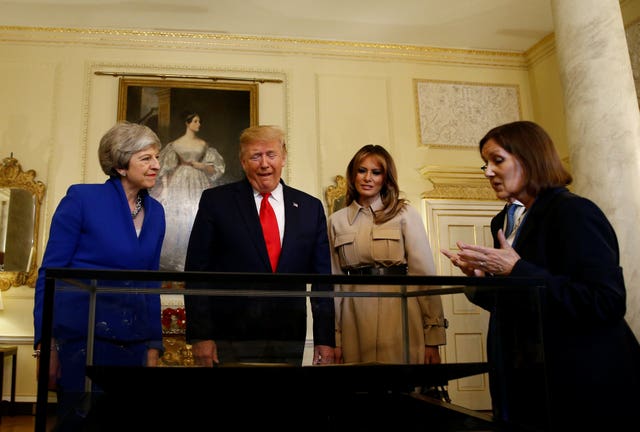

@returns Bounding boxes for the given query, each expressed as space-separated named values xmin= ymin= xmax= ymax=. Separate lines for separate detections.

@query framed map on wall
xmin=414 ymin=79 xmax=521 ymax=149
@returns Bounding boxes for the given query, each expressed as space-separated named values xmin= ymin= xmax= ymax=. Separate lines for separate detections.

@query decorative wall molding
xmin=0 ymin=26 xmax=529 ymax=69
xmin=0 ymin=335 xmax=32 ymax=344
xmin=524 ymin=33 xmax=556 ymax=68
xmin=420 ymin=166 xmax=500 ymax=201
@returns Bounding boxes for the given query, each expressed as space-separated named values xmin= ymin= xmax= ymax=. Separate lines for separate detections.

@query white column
xmin=552 ymin=0 xmax=640 ymax=339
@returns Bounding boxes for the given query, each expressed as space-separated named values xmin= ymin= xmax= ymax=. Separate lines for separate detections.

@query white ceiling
xmin=0 ymin=0 xmax=555 ymax=53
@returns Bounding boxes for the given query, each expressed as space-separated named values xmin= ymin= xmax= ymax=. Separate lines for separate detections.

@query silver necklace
xmin=131 ymin=194 xmax=143 ymax=219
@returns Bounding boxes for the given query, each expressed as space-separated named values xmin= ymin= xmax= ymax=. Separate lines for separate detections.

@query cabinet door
xmin=423 ymin=199 xmax=503 ymax=411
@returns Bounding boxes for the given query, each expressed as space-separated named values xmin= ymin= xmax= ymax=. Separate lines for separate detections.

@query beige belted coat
xmin=328 ymin=197 xmax=447 ymax=364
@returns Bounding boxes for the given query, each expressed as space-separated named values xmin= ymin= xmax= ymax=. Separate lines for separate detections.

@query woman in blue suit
xmin=442 ymin=121 xmax=640 ymax=431
xmin=33 ymin=122 xmax=166 ymax=430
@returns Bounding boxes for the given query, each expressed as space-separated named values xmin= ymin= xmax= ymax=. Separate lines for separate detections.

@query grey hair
xmin=98 ymin=122 xmax=161 ymax=176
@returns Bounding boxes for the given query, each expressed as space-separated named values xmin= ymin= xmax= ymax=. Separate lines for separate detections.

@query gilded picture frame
xmin=117 ymin=78 xmax=258 ymax=183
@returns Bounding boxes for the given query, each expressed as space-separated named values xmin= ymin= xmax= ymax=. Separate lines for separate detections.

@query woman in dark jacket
xmin=442 ymin=120 xmax=640 ymax=431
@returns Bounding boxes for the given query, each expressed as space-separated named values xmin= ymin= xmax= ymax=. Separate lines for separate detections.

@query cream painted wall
xmin=527 ymin=37 xmax=570 ymax=166
xmin=2 ymin=1 xmax=638 ymax=398
xmin=0 ymin=28 xmax=539 ymax=401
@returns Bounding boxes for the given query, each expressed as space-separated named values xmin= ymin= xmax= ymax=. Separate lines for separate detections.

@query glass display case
xmin=35 ymin=269 xmax=548 ymax=431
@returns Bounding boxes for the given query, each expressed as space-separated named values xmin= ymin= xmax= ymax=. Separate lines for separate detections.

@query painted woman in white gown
xmin=151 ymin=111 xmax=225 ymax=271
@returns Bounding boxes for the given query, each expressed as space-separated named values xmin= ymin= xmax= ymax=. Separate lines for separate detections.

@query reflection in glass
xmin=1 ymin=188 xmax=35 ymax=272
xmin=0 ymin=188 xmax=7 ymax=270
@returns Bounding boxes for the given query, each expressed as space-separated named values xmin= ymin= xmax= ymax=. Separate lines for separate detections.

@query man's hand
xmin=192 ymin=340 xmax=219 ymax=367
xmin=313 ymin=345 xmax=335 ymax=365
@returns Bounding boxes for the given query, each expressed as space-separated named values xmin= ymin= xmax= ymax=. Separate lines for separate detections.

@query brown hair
xmin=345 ymin=144 xmax=407 ymax=224
xmin=479 ymin=120 xmax=572 ymax=196
xmin=182 ymin=110 xmax=198 ymax=124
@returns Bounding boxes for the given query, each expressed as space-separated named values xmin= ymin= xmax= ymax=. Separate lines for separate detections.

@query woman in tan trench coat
xmin=328 ymin=145 xmax=447 ymax=364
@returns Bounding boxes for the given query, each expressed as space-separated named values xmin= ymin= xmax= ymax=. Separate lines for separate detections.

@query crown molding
xmin=0 ymin=25 xmax=529 ymax=70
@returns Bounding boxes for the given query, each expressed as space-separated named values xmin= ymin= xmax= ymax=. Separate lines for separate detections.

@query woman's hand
xmin=190 ymin=161 xmax=215 ymax=176
xmin=146 ymin=348 xmax=160 ymax=367
xmin=334 ymin=346 xmax=344 ymax=364
xmin=441 ymin=229 xmax=520 ymax=276
xmin=35 ymin=339 xmax=59 ymax=390
xmin=441 ymin=248 xmax=485 ymax=276
xmin=424 ymin=346 xmax=441 ymax=364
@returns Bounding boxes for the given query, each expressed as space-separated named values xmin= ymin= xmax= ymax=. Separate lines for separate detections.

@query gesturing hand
xmin=441 ymin=228 xmax=520 ymax=276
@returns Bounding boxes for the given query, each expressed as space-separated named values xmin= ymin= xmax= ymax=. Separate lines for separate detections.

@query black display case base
xmin=77 ymin=362 xmax=510 ymax=431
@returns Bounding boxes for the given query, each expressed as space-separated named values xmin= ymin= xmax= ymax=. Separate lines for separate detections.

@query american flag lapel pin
xmin=293 ymin=202 xmax=299 ymax=208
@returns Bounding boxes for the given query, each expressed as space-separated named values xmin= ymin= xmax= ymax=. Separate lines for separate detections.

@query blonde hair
xmin=238 ymin=125 xmax=287 ymax=158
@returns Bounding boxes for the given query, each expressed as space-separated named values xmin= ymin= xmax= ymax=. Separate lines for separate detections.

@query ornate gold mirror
xmin=325 ymin=174 xmax=347 ymax=215
xmin=0 ymin=155 xmax=45 ymax=290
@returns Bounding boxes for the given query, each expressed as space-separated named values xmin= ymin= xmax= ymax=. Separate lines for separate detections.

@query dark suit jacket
xmin=471 ymin=187 xmax=640 ymax=429
xmin=184 ymin=178 xmax=335 ymax=347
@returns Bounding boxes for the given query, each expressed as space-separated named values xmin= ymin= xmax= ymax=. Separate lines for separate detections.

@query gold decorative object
xmin=0 ymin=155 xmax=45 ymax=290
xmin=158 ymin=336 xmax=194 ymax=367
xmin=420 ymin=165 xmax=498 ymax=200
xmin=325 ymin=174 xmax=347 ymax=215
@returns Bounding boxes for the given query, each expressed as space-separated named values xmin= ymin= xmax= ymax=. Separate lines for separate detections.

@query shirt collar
xmin=347 ymin=194 xmax=384 ymax=224
xmin=253 ymin=182 xmax=283 ymax=202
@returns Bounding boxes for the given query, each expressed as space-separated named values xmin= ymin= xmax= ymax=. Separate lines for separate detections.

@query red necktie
xmin=260 ymin=192 xmax=281 ymax=272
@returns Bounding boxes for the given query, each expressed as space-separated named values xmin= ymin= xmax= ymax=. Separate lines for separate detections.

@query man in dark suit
xmin=184 ymin=125 xmax=335 ymax=367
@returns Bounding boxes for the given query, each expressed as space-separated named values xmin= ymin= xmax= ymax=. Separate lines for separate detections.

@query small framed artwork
xmin=414 ymin=79 xmax=521 ymax=149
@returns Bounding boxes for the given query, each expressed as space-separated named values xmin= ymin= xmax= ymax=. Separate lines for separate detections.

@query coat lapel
xmin=280 ymin=184 xmax=296 ymax=248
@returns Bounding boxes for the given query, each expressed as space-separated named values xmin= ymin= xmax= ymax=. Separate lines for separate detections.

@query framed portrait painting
xmin=117 ymin=78 xmax=258 ymax=183
xmin=117 ymin=78 xmax=258 ymax=274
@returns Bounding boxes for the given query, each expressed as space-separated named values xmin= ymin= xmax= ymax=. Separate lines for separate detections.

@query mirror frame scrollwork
xmin=325 ymin=174 xmax=347 ymax=215
xmin=0 ymin=156 xmax=46 ymax=290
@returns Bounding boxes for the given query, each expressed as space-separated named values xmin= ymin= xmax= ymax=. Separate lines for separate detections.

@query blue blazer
xmin=184 ymin=178 xmax=335 ymax=346
xmin=472 ymin=187 xmax=640 ymax=429
xmin=33 ymin=177 xmax=166 ymax=349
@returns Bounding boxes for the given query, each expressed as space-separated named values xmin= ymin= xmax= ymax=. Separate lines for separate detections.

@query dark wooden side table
xmin=0 ymin=345 xmax=18 ymax=421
